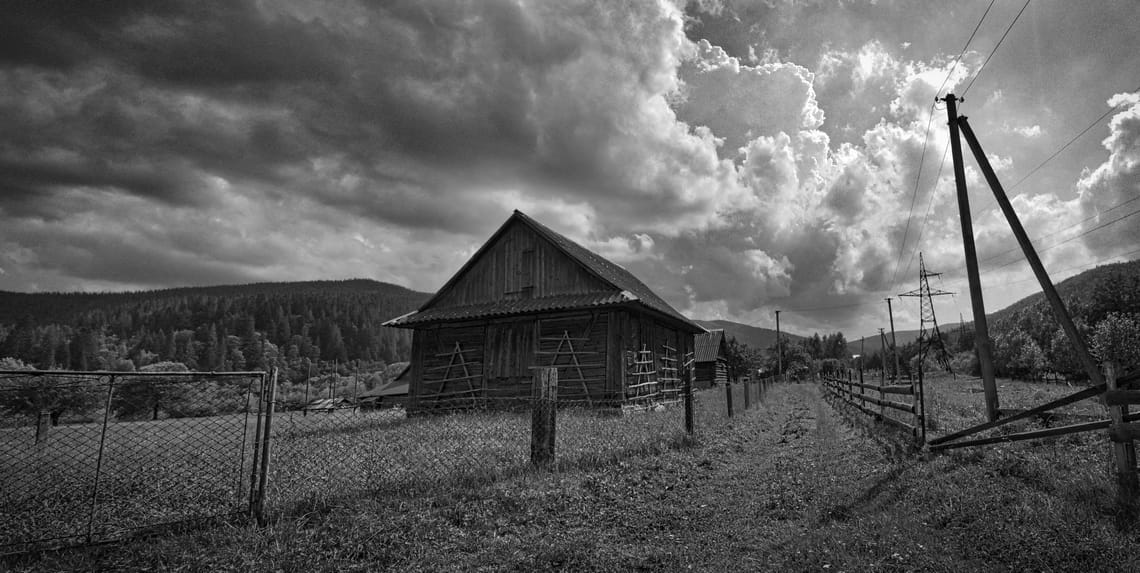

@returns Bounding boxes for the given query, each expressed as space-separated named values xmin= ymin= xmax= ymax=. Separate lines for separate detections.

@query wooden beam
xmin=881 ymin=384 xmax=915 ymax=395
xmin=1109 ymin=423 xmax=1140 ymax=443
xmin=928 ymin=384 xmax=1106 ymax=446
xmin=1105 ymin=390 xmax=1140 ymax=406
xmin=931 ymin=420 xmax=1111 ymax=451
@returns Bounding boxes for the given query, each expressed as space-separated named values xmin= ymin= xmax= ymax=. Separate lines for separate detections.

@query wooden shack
xmin=384 ymin=210 xmax=704 ymax=412
xmin=693 ymin=329 xmax=729 ymax=388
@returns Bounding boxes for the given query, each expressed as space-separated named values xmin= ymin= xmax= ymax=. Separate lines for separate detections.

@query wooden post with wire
xmin=886 ymin=298 xmax=901 ymax=383
xmin=531 ymin=367 xmax=557 ymax=467
xmin=942 ymin=93 xmax=1000 ymax=421
xmin=775 ymin=310 xmax=783 ymax=383
xmin=957 ymin=115 xmax=1106 ymax=389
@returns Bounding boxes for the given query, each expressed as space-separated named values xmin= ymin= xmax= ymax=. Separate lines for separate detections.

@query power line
xmin=935 ymin=0 xmax=997 ymax=98
xmin=961 ymin=0 xmax=1033 ymax=98
xmin=976 ymin=194 xmax=1140 ymax=268
xmin=993 ymin=246 xmax=1140 ymax=287
xmin=988 ymin=205 xmax=1140 ymax=271
xmin=781 ymin=300 xmax=880 ymax=313
xmin=889 ymin=101 xmax=937 ymax=294
xmin=1006 ymin=83 xmax=1140 ymax=193
xmin=901 ymin=141 xmax=952 ymax=285
xmin=965 ymin=84 xmax=1140 ymax=235
xmin=890 ymin=2 xmax=999 ymax=296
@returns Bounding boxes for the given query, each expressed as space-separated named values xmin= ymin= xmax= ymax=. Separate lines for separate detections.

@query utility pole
xmin=958 ymin=116 xmax=1105 ymax=388
xmin=878 ymin=328 xmax=888 ymax=383
xmin=942 ymin=93 xmax=999 ymax=421
xmin=885 ymin=297 xmax=900 ymax=382
xmin=775 ymin=310 xmax=783 ymax=382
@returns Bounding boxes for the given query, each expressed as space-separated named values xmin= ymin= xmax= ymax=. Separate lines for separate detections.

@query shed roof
xmin=358 ymin=380 xmax=410 ymax=399
xmin=302 ymin=397 xmax=352 ymax=411
xmin=384 ymin=210 xmax=702 ymax=332
xmin=694 ymin=329 xmax=726 ymax=363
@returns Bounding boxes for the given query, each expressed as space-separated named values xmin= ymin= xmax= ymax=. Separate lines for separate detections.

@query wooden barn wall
xmin=433 ymin=222 xmax=610 ymax=308
xmin=483 ymin=318 xmax=536 ymax=403
xmin=411 ymin=324 xmax=486 ymax=411
xmin=694 ymin=362 xmax=716 ymax=389
xmin=622 ymin=311 xmax=689 ymax=405
xmin=534 ymin=311 xmax=614 ymax=404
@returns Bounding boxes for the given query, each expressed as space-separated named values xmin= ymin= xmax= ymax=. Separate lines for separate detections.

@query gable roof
xmin=385 ymin=210 xmax=702 ymax=332
xmin=694 ymin=329 xmax=726 ymax=363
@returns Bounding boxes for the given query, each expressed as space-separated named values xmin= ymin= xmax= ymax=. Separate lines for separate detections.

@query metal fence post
xmin=86 ymin=374 xmax=117 ymax=544
xmin=254 ymin=369 xmax=278 ymax=526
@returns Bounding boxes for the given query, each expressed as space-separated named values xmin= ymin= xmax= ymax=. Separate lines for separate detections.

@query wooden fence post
xmin=743 ymin=377 xmax=751 ymax=411
xmin=725 ymin=382 xmax=733 ymax=418
xmin=254 ymin=368 xmax=278 ymax=526
xmin=1106 ymin=361 xmax=1138 ymax=521
xmin=531 ymin=368 xmax=557 ymax=467
xmin=684 ymin=362 xmax=694 ymax=436
xmin=35 ymin=409 xmax=52 ymax=446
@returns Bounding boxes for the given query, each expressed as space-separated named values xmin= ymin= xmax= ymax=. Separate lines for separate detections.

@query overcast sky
xmin=1 ymin=0 xmax=1138 ymax=338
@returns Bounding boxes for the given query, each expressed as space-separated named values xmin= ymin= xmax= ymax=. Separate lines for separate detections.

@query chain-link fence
xmin=2 ymin=367 xmax=783 ymax=553
xmin=260 ymin=368 xmax=696 ymax=515
xmin=0 ymin=370 xmax=265 ymax=554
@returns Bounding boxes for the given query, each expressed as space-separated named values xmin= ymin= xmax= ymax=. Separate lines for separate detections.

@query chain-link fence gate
xmin=0 ymin=370 xmax=267 ymax=554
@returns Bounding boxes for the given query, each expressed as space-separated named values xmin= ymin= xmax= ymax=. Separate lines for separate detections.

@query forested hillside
xmin=694 ymin=319 xmax=802 ymax=350
xmin=864 ymin=259 xmax=1140 ymax=379
xmin=0 ymin=280 xmax=429 ymax=381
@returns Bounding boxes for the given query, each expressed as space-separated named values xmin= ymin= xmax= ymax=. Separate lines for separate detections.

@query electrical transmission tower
xmin=899 ymin=253 xmax=954 ymax=373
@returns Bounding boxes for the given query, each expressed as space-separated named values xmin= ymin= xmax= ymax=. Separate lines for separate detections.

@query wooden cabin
xmin=384 ymin=210 xmax=704 ymax=412
xmin=693 ymin=329 xmax=729 ymax=388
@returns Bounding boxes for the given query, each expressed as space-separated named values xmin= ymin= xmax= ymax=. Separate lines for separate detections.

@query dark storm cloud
xmin=0 ymin=1 xmax=346 ymax=87
xmin=0 ymin=158 xmax=204 ymax=215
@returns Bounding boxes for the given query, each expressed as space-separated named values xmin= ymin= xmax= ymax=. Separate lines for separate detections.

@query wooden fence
xmin=722 ymin=375 xmax=777 ymax=418
xmin=819 ymin=362 xmax=1140 ymax=518
xmin=820 ymin=367 xmax=924 ymax=447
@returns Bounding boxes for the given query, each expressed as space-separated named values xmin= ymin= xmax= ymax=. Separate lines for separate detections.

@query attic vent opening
xmin=519 ymin=248 xmax=535 ymax=299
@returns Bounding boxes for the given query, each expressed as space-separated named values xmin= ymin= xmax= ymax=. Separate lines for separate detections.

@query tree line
xmin=0 ymin=279 xmax=427 ymax=384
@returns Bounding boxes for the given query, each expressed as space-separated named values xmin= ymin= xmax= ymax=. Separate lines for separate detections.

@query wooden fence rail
xmin=820 ymin=368 xmax=924 ymax=447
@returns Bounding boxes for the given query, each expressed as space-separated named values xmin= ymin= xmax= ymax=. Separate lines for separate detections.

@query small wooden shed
xmin=384 ymin=210 xmax=704 ymax=413
xmin=693 ymin=329 xmax=729 ymax=388
xmin=358 ymin=367 xmax=410 ymax=409
xmin=302 ymin=397 xmax=353 ymax=414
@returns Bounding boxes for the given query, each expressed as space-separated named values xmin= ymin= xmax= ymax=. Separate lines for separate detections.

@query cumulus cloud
xmin=1077 ymin=92 xmax=1140 ymax=257
xmin=3 ymin=0 xmax=1129 ymax=338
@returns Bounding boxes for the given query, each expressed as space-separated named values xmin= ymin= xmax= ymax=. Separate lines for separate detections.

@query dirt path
xmin=447 ymin=382 xmax=902 ymax=571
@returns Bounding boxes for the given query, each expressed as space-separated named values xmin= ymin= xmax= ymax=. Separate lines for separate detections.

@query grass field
xmin=3 ymin=385 xmax=739 ymax=554
xmin=0 ymin=412 xmax=258 ymax=552
xmin=9 ymin=379 xmax=1140 ymax=572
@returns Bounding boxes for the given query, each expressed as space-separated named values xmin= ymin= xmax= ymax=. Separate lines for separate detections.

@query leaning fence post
xmin=254 ymin=368 xmax=278 ymax=526
xmin=1106 ymin=361 xmax=1138 ymax=521
xmin=531 ymin=368 xmax=557 ymax=467
xmin=87 ymin=374 xmax=117 ymax=544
